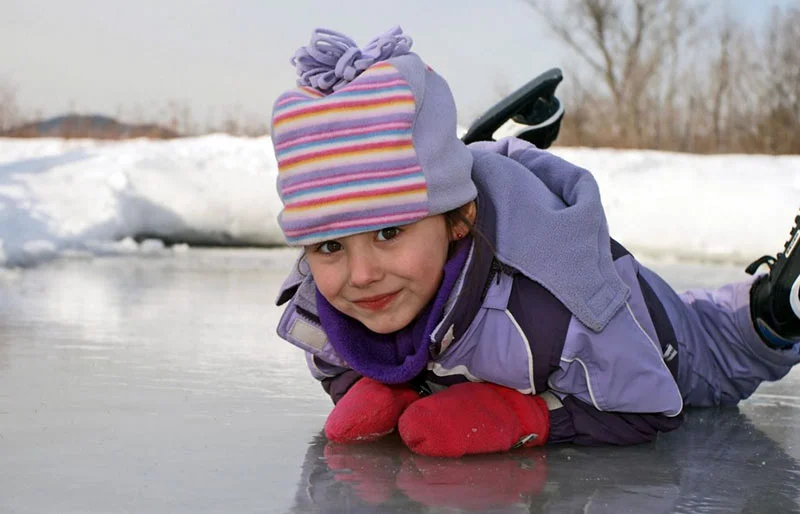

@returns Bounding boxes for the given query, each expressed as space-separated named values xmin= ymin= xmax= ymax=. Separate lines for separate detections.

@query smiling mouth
xmin=353 ymin=292 xmax=399 ymax=311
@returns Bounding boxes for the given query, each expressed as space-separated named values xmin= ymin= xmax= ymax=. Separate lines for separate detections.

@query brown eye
xmin=377 ymin=227 xmax=400 ymax=241
xmin=317 ymin=241 xmax=342 ymax=254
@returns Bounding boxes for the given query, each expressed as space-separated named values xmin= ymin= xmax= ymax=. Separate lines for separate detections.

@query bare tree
xmin=710 ymin=17 xmax=732 ymax=150
xmin=556 ymin=74 xmax=616 ymax=147
xmin=163 ymin=100 xmax=195 ymax=136
xmin=0 ymin=79 xmax=20 ymax=133
xmin=524 ymin=0 xmax=706 ymax=147
xmin=759 ymin=7 xmax=800 ymax=154
xmin=714 ymin=17 xmax=764 ymax=153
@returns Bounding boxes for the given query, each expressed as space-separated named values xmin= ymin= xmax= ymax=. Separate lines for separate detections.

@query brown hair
xmin=444 ymin=202 xmax=494 ymax=256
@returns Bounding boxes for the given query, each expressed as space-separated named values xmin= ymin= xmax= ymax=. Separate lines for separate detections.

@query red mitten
xmin=397 ymin=382 xmax=549 ymax=457
xmin=325 ymin=377 xmax=420 ymax=443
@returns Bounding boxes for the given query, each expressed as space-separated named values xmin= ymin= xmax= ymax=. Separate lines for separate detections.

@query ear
xmin=449 ymin=201 xmax=478 ymax=242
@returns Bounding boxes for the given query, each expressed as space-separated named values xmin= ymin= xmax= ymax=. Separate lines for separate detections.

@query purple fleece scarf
xmin=315 ymin=237 xmax=471 ymax=384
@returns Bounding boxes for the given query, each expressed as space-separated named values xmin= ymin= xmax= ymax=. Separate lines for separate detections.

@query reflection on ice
xmin=291 ymin=408 xmax=800 ymax=513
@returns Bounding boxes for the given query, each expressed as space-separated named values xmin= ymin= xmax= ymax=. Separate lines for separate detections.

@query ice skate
xmin=746 ymin=211 xmax=800 ymax=348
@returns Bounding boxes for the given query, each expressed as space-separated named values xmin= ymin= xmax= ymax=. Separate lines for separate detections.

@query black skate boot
xmin=746 ymin=212 xmax=800 ymax=349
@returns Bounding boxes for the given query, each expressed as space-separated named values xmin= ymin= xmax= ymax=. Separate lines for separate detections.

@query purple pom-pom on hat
xmin=291 ymin=26 xmax=413 ymax=93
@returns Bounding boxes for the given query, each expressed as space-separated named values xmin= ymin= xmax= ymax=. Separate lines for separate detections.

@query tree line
xmin=2 ymin=1 xmax=798 ymax=153
xmin=527 ymin=0 xmax=800 ymax=154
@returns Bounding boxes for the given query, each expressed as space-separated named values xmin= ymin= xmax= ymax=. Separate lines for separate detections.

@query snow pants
xmin=639 ymin=267 xmax=800 ymax=406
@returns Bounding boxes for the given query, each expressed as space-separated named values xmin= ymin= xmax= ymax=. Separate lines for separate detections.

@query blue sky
xmin=1 ymin=0 xmax=797 ymax=126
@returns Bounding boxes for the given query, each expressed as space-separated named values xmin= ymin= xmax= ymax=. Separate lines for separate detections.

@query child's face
xmin=304 ymin=215 xmax=451 ymax=334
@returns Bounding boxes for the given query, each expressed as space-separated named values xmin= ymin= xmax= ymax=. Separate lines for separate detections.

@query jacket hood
xmin=468 ymin=137 xmax=629 ymax=331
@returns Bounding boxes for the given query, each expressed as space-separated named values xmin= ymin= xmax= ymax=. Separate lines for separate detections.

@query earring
xmin=455 ymin=232 xmax=463 ymax=240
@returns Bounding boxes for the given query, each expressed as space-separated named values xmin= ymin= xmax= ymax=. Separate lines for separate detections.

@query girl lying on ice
xmin=271 ymin=27 xmax=800 ymax=457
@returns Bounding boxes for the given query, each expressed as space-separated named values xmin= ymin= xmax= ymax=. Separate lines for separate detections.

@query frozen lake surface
xmin=2 ymin=249 xmax=800 ymax=513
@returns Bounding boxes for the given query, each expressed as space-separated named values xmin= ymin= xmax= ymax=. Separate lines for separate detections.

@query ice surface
xmin=2 ymin=249 xmax=800 ymax=513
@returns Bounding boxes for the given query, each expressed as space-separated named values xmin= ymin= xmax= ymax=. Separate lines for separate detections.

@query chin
xmin=361 ymin=313 xmax=411 ymax=334
xmin=362 ymin=320 xmax=402 ymax=334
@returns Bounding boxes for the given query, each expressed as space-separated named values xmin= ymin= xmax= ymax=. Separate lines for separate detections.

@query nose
xmin=347 ymin=249 xmax=383 ymax=288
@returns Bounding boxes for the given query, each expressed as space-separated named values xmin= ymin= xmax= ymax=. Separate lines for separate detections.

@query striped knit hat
xmin=271 ymin=27 xmax=476 ymax=246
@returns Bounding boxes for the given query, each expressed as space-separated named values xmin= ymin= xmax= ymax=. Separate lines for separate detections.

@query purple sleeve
xmin=321 ymin=369 xmax=362 ymax=405
xmin=547 ymin=395 xmax=684 ymax=445
xmin=306 ymin=353 xmax=361 ymax=404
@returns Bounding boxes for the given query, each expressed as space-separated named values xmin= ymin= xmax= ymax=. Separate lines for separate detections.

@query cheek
xmin=306 ymin=259 xmax=343 ymax=300
xmin=405 ymin=241 xmax=448 ymax=294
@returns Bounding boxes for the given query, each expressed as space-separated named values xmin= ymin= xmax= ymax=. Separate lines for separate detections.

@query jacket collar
xmin=429 ymin=195 xmax=498 ymax=350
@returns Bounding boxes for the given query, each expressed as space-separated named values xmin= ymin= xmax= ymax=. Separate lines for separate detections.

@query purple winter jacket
xmin=275 ymin=138 xmax=685 ymax=445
